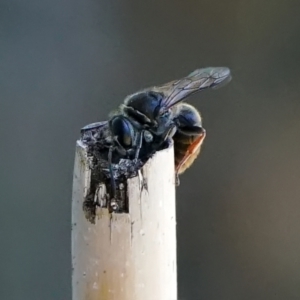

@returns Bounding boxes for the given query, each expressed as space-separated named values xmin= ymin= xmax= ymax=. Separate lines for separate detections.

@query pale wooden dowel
xmin=72 ymin=140 xmax=177 ymax=300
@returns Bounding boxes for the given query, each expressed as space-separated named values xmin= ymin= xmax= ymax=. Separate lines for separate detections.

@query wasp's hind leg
xmin=108 ymin=146 xmax=117 ymax=201
xmin=175 ymin=174 xmax=180 ymax=186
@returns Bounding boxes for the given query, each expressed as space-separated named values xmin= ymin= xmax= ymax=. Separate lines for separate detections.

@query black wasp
xmin=82 ymin=67 xmax=231 ymax=196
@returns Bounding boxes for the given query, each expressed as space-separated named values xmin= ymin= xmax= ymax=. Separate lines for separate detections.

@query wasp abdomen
xmin=174 ymin=132 xmax=203 ymax=174
xmin=172 ymin=103 xmax=206 ymax=175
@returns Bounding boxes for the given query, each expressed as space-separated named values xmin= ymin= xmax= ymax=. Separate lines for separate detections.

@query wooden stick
xmin=72 ymin=140 xmax=177 ymax=300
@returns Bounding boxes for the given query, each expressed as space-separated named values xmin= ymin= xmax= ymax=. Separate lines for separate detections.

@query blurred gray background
xmin=1 ymin=0 xmax=300 ymax=299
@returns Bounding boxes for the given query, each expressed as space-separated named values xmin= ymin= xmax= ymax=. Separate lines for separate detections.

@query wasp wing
xmin=150 ymin=67 xmax=231 ymax=109
xmin=81 ymin=121 xmax=108 ymax=134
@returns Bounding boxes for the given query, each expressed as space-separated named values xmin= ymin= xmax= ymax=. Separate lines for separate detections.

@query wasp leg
xmin=161 ymin=125 xmax=177 ymax=146
xmin=138 ymin=168 xmax=148 ymax=193
xmin=108 ymin=146 xmax=117 ymax=200
xmin=153 ymin=124 xmax=177 ymax=154
xmin=134 ymin=131 xmax=144 ymax=160
xmin=175 ymin=174 xmax=180 ymax=186
xmin=112 ymin=136 xmax=127 ymax=157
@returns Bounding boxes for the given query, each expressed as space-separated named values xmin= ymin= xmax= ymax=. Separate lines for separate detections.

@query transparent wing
xmin=150 ymin=67 xmax=231 ymax=109
xmin=81 ymin=121 xmax=108 ymax=134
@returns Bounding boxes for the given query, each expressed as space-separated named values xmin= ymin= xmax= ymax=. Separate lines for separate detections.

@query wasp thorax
xmin=123 ymin=91 xmax=164 ymax=125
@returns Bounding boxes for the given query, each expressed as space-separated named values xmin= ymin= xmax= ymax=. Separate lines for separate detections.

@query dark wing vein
xmin=149 ymin=67 xmax=231 ymax=109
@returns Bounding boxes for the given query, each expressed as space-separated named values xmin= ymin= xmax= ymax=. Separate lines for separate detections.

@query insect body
xmin=82 ymin=67 xmax=231 ymax=193
xmin=109 ymin=67 xmax=231 ymax=176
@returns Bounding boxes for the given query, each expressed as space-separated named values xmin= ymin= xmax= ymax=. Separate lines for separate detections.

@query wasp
xmin=82 ymin=67 xmax=231 ymax=195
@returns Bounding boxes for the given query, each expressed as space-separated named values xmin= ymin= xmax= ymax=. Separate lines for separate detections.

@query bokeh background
xmin=1 ymin=0 xmax=300 ymax=299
